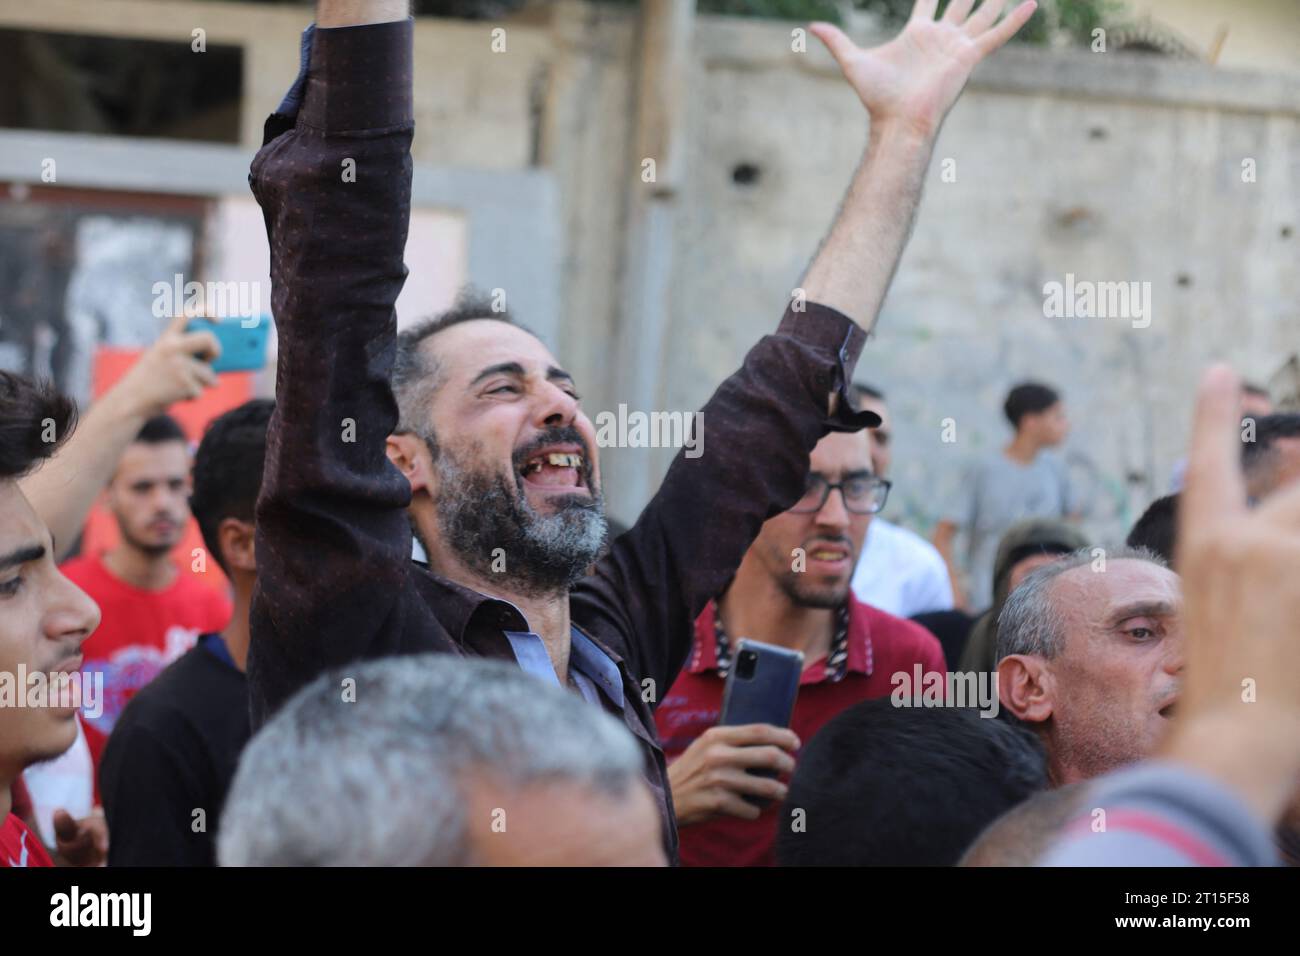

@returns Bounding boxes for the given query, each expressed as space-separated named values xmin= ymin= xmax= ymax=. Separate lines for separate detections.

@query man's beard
xmin=777 ymin=572 xmax=849 ymax=610
xmin=117 ymin=517 xmax=177 ymax=558
xmin=429 ymin=430 xmax=607 ymax=599
xmin=773 ymin=537 xmax=853 ymax=609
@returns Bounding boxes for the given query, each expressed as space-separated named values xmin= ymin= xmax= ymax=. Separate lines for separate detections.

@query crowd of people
xmin=1 ymin=0 xmax=1297 ymax=869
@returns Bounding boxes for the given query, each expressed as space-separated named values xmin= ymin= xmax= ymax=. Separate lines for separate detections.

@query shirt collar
xmin=413 ymin=567 xmax=529 ymax=642
xmin=500 ymin=626 xmax=625 ymax=711
xmin=689 ymin=597 xmax=875 ymax=681
xmin=411 ymin=568 xmax=625 ymax=708
xmin=569 ymin=627 xmax=626 ymax=708
xmin=844 ymin=595 xmax=875 ymax=677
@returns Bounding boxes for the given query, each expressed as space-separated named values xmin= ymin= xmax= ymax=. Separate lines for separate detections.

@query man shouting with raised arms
xmin=248 ymin=0 xmax=1035 ymax=860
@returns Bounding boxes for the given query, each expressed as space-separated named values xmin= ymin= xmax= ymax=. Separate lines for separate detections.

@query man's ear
xmin=997 ymin=654 xmax=1054 ymax=724
xmin=217 ymin=518 xmax=257 ymax=574
xmin=386 ymin=433 xmax=433 ymax=495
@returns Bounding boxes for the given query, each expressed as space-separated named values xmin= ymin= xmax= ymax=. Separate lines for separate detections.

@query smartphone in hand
xmin=719 ymin=639 xmax=803 ymax=806
xmin=185 ymin=316 xmax=271 ymax=373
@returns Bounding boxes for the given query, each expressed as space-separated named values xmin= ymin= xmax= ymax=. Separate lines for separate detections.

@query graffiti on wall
xmin=0 ymin=186 xmax=201 ymax=404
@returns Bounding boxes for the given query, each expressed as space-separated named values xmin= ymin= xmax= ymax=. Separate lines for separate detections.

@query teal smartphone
xmin=185 ymin=316 xmax=271 ymax=373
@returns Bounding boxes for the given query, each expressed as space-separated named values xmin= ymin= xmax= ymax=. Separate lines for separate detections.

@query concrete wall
xmin=644 ymin=11 xmax=1300 ymax=553
xmin=528 ymin=4 xmax=1300 ymax=546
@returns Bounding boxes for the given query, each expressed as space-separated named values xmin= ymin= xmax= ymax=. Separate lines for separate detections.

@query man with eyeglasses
xmin=653 ymin=429 xmax=945 ymax=866
xmin=849 ymin=383 xmax=955 ymax=618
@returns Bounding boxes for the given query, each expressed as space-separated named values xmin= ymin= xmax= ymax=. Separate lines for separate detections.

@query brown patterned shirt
xmin=246 ymin=17 xmax=876 ymax=862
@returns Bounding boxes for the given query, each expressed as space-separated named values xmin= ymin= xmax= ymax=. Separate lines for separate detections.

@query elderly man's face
xmin=1035 ymin=559 xmax=1184 ymax=783
xmin=464 ymin=777 xmax=666 ymax=866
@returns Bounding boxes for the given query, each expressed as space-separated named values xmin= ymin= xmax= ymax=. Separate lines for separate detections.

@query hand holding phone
xmin=184 ymin=316 xmax=271 ymax=373
xmin=666 ymin=723 xmax=800 ymax=826
xmin=111 ymin=315 xmax=220 ymax=414
xmin=670 ymin=639 xmax=800 ymax=816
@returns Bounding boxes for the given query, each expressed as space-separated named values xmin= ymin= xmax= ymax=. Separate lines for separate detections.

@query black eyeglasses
xmin=789 ymin=474 xmax=891 ymax=515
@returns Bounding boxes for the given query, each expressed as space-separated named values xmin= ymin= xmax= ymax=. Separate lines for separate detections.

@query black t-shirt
xmin=100 ymin=634 xmax=250 ymax=866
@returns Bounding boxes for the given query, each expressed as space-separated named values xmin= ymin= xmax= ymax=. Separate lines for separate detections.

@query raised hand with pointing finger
xmin=1165 ymin=364 xmax=1300 ymax=827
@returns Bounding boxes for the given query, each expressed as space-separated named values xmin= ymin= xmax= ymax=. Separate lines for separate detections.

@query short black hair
xmin=1241 ymin=413 xmax=1300 ymax=475
xmin=960 ymin=782 xmax=1092 ymax=866
xmin=1003 ymin=382 xmax=1061 ymax=428
xmin=0 ymin=371 xmax=77 ymax=481
xmin=851 ymin=382 xmax=885 ymax=404
xmin=1126 ymin=494 xmax=1178 ymax=567
xmin=190 ymin=400 xmax=274 ymax=574
xmin=392 ymin=288 xmax=523 ymax=438
xmin=135 ymin=413 xmax=186 ymax=446
xmin=776 ymin=698 xmax=1048 ymax=866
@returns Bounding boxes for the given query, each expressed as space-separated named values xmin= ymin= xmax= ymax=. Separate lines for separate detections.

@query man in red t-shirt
xmin=0 ymin=373 xmax=102 ymax=867
xmin=654 ymin=428 xmax=945 ymax=866
xmin=61 ymin=414 xmax=231 ymax=764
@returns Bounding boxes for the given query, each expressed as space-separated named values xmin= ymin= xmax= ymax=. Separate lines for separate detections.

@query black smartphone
xmin=719 ymin=639 xmax=803 ymax=806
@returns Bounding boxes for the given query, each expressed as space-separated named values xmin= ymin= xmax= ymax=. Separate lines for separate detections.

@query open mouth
xmin=1158 ymin=700 xmax=1177 ymax=719
xmin=806 ymin=542 xmax=852 ymax=566
xmin=518 ymin=447 xmax=588 ymax=492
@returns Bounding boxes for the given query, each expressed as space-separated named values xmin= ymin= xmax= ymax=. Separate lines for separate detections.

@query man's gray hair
xmin=391 ymin=289 xmax=523 ymax=437
xmin=995 ymin=546 xmax=1166 ymax=663
xmin=218 ymin=655 xmax=642 ymax=866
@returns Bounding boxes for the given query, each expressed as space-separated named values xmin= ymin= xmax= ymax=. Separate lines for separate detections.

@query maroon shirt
xmin=656 ymin=597 xmax=945 ymax=866
xmin=247 ymin=17 xmax=878 ymax=862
